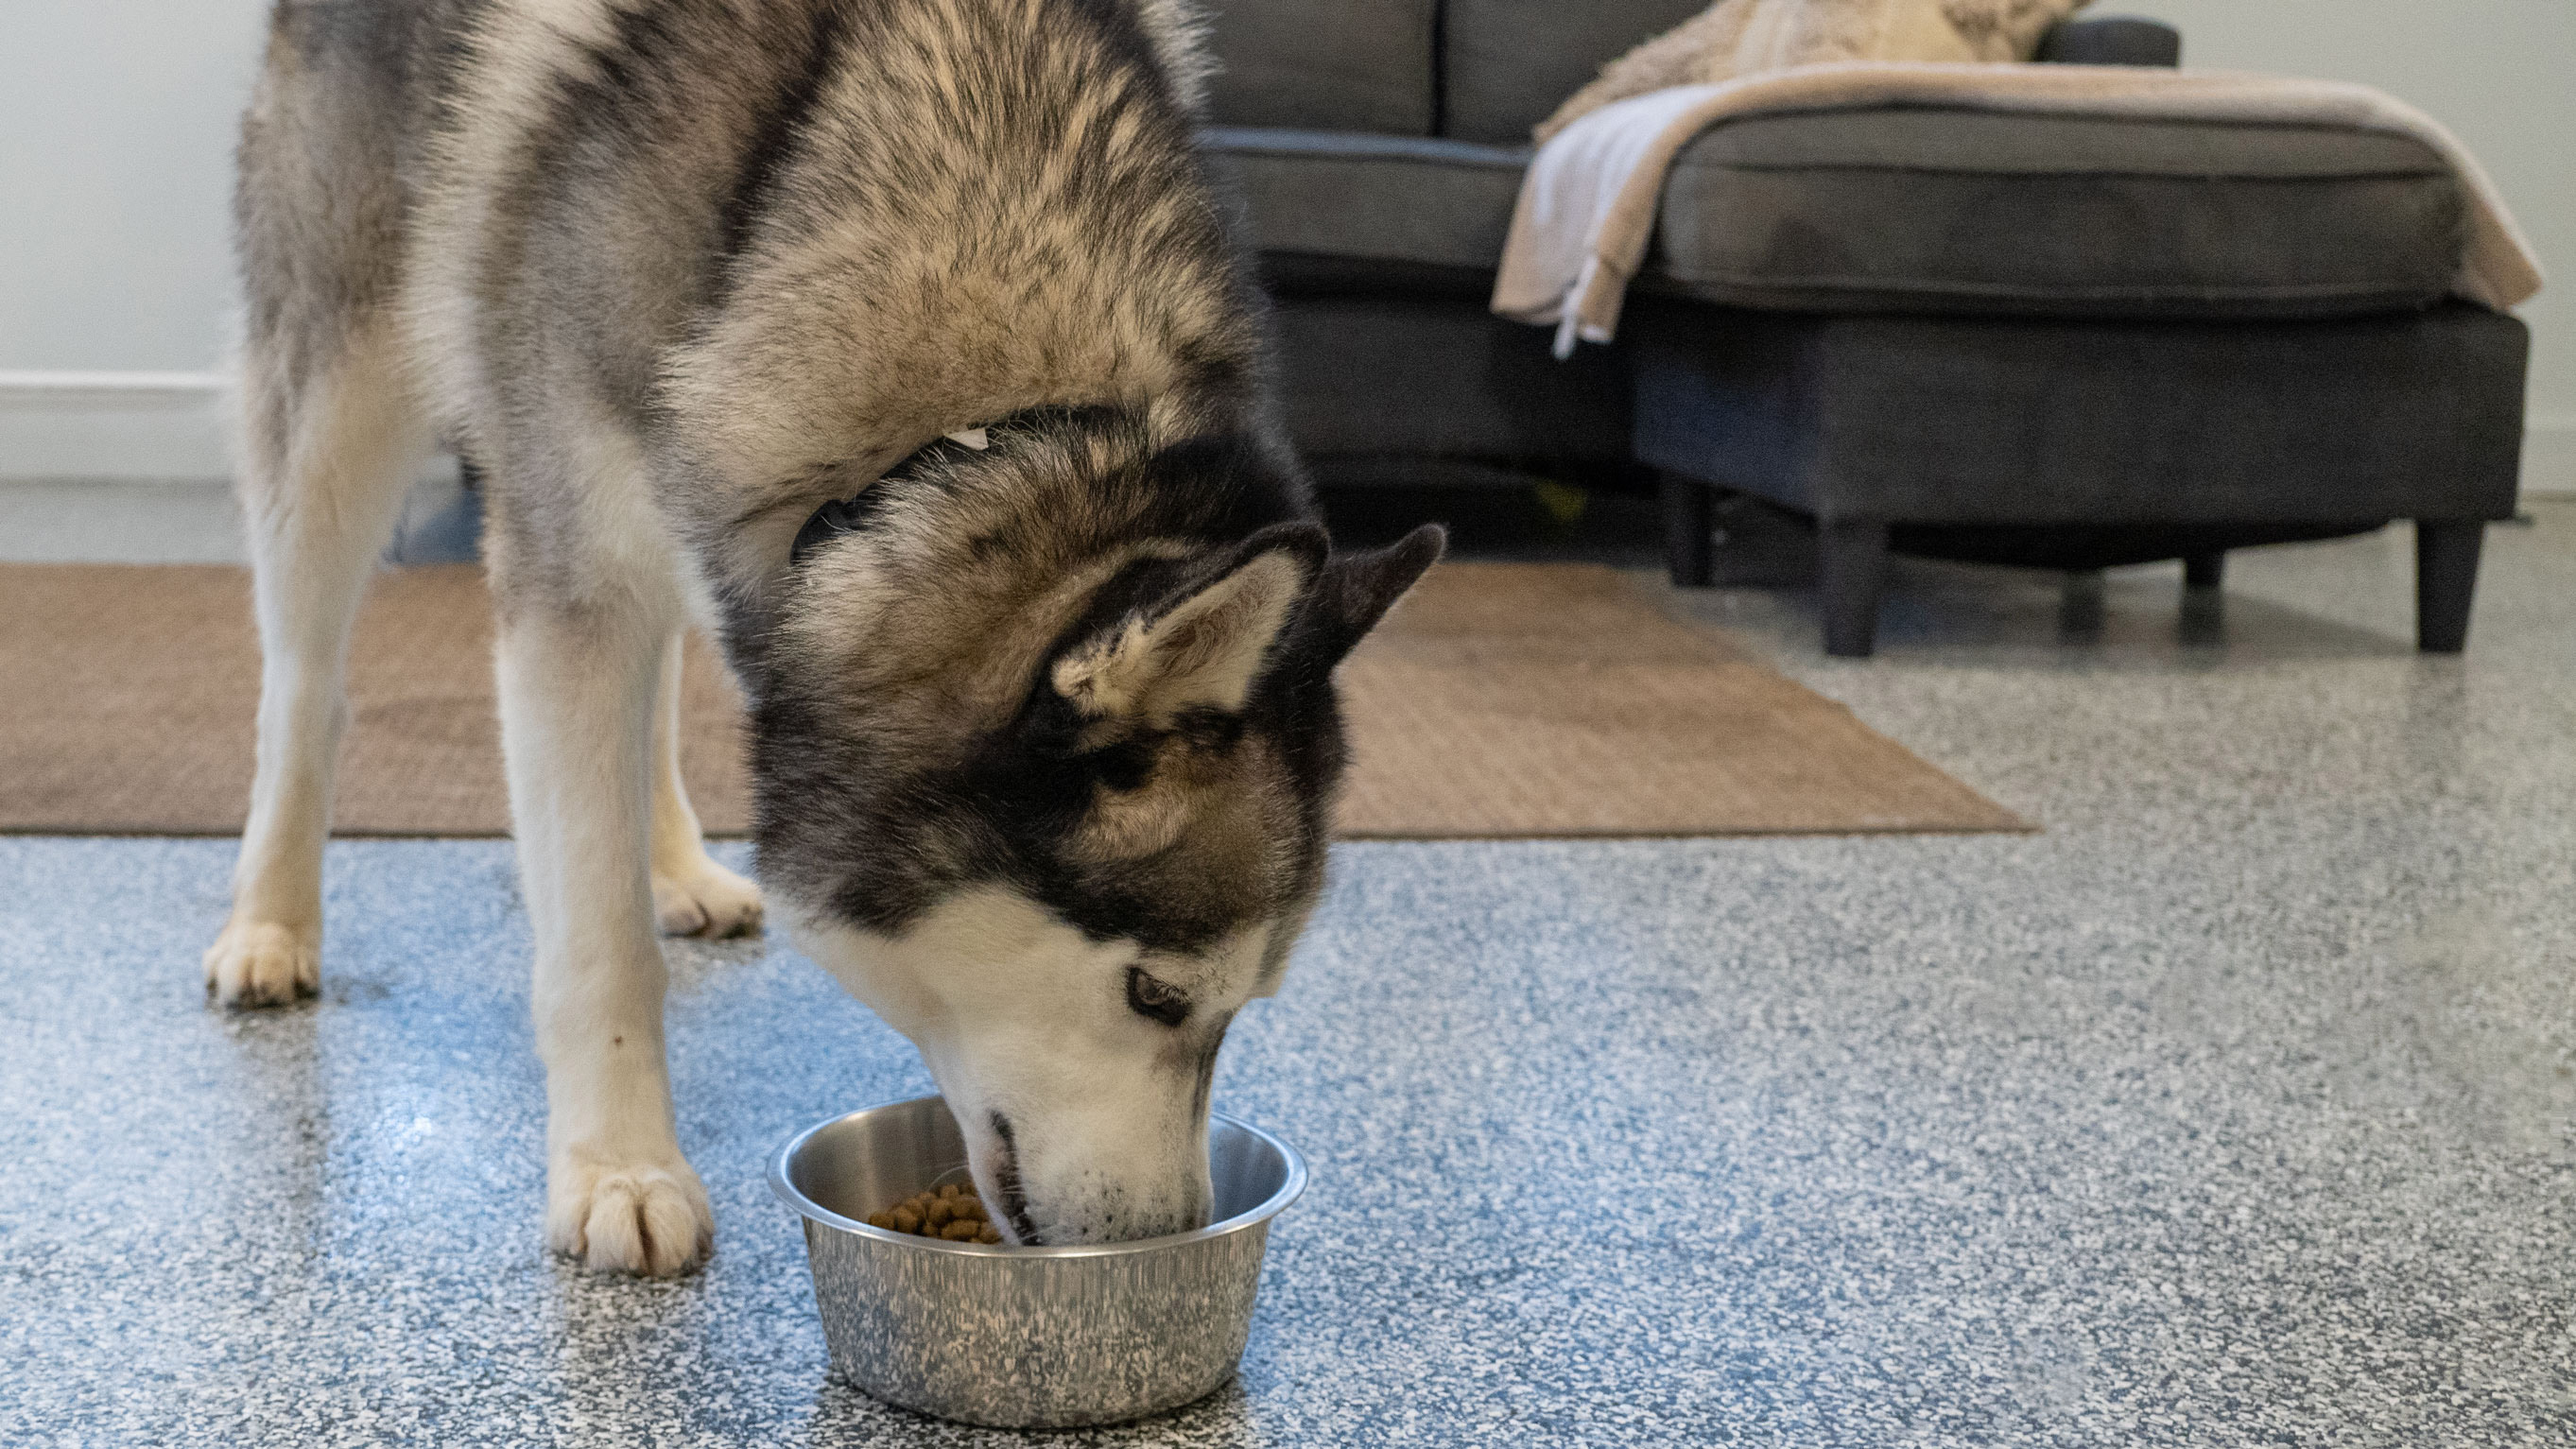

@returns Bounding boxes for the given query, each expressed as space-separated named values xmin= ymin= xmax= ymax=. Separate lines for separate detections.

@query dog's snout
xmin=971 ymin=1106 xmax=1213 ymax=1246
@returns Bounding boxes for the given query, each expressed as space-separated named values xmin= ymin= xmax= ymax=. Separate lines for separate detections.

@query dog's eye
xmin=1125 ymin=967 xmax=1190 ymax=1027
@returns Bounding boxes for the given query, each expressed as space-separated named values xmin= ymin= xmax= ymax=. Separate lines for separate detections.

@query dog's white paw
xmin=547 ymin=1148 xmax=715 ymax=1276
xmin=204 ymin=918 xmax=320 ymax=1008
xmin=652 ymin=853 xmax=765 ymax=939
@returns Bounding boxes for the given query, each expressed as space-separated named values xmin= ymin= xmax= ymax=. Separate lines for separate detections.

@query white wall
xmin=0 ymin=1 xmax=2569 ymax=486
xmin=1 ymin=1 xmax=266 ymax=372
xmin=0 ymin=0 xmax=267 ymax=476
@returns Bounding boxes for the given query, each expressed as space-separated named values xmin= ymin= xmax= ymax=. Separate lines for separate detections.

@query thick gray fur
xmin=222 ymin=0 xmax=1441 ymax=1267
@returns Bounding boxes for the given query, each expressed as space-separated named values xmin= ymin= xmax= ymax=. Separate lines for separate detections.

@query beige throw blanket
xmin=1536 ymin=0 xmax=2089 ymax=142
xmin=1492 ymin=62 xmax=2548 ymax=358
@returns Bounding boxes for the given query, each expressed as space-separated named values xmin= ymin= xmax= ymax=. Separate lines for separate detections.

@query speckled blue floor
xmin=6 ymin=510 xmax=2576 ymax=1446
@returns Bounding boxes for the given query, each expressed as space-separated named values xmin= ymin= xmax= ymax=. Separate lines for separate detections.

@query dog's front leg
xmin=496 ymin=604 xmax=714 ymax=1276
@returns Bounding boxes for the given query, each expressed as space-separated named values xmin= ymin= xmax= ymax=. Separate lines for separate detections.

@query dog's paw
xmin=547 ymin=1149 xmax=715 ymax=1276
xmin=203 ymin=919 xmax=320 ymax=1008
xmin=652 ymin=854 xmax=764 ymax=939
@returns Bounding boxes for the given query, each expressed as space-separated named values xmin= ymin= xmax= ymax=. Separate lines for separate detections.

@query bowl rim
xmin=768 ymin=1095 xmax=1307 ymax=1259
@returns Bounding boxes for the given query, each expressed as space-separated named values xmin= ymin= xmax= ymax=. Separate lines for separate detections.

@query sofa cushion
xmin=1202 ymin=0 xmax=1439 ymax=135
xmin=2033 ymin=17 xmax=2183 ymax=67
xmin=1649 ymin=108 xmax=2466 ymax=319
xmin=1203 ymin=129 xmax=1529 ymax=276
xmin=1444 ymin=0 xmax=1711 ymax=144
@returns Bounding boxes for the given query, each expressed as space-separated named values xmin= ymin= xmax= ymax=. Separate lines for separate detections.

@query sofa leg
xmin=2183 ymin=552 xmax=2225 ymax=591
xmin=1661 ymin=473 xmax=1714 ymax=588
xmin=2415 ymin=520 xmax=2484 ymax=654
xmin=1819 ymin=519 xmax=1889 ymax=658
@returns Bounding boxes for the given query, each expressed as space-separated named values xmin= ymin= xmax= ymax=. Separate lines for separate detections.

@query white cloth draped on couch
xmin=1491 ymin=61 xmax=2547 ymax=359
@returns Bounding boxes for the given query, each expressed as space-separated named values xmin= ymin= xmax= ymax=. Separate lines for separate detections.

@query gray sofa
xmin=1200 ymin=2 xmax=2530 ymax=655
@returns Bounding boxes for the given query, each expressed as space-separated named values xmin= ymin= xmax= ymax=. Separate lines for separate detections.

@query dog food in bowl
xmin=868 ymin=1182 xmax=1005 ymax=1244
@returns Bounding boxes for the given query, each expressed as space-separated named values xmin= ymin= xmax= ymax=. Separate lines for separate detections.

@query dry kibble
xmin=873 ymin=1183 xmax=1010 ymax=1245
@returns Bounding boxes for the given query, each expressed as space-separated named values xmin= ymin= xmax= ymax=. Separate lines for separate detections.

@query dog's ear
xmin=1302 ymin=524 xmax=1445 ymax=665
xmin=1053 ymin=523 xmax=1328 ymax=720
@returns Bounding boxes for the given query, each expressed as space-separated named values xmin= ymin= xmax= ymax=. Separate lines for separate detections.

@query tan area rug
xmin=0 ymin=562 xmax=2026 ymax=837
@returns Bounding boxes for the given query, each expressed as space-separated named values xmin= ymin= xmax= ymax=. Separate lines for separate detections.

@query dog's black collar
xmin=790 ymin=405 xmax=1138 ymax=569
xmin=790 ymin=426 xmax=996 ymax=567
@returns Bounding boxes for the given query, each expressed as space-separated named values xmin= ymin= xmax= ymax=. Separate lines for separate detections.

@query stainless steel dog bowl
xmin=769 ymin=1095 xmax=1306 ymax=1428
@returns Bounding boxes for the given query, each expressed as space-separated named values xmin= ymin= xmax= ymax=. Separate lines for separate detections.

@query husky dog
xmin=213 ymin=0 xmax=1442 ymax=1273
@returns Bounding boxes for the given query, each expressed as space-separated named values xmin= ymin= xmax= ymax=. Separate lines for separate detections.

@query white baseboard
xmin=2522 ymin=416 xmax=2576 ymax=498
xmin=0 ymin=371 xmax=231 ymax=480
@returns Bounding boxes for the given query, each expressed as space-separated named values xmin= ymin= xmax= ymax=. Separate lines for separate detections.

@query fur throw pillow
xmin=1535 ymin=0 xmax=2094 ymax=142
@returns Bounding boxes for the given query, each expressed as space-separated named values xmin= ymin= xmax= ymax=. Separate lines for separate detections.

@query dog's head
xmin=749 ymin=408 xmax=1439 ymax=1244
